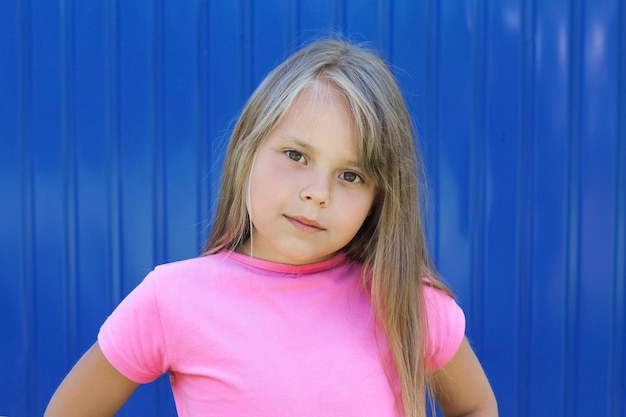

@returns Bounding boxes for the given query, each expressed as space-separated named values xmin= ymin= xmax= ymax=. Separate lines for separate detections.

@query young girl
xmin=46 ymin=38 xmax=497 ymax=417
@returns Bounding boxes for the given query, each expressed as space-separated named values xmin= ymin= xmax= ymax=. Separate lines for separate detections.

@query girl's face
xmin=241 ymin=84 xmax=376 ymax=265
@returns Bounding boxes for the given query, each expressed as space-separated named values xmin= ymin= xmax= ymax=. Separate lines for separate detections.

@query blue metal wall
xmin=1 ymin=0 xmax=624 ymax=416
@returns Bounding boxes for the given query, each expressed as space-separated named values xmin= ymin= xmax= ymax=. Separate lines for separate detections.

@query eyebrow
xmin=281 ymin=136 xmax=364 ymax=169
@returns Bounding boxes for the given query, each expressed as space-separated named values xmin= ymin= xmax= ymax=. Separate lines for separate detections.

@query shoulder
xmin=423 ymin=285 xmax=461 ymax=318
xmin=146 ymin=253 xmax=238 ymax=286
xmin=112 ymin=254 xmax=236 ymax=309
xmin=422 ymin=285 xmax=466 ymax=370
xmin=151 ymin=254 xmax=218 ymax=276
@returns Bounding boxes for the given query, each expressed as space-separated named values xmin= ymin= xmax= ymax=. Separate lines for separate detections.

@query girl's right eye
xmin=285 ymin=150 xmax=306 ymax=164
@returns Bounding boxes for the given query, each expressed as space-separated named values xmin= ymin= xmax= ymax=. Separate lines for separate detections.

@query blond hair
xmin=204 ymin=38 xmax=450 ymax=417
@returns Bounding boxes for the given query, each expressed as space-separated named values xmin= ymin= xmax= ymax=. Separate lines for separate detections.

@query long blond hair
xmin=204 ymin=38 xmax=450 ymax=417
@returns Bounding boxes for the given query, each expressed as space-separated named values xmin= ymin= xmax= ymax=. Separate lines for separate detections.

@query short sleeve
xmin=98 ymin=271 xmax=169 ymax=383
xmin=423 ymin=286 xmax=466 ymax=370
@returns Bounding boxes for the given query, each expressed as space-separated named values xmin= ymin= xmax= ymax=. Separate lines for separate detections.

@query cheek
xmin=251 ymin=154 xmax=290 ymax=187
xmin=247 ymin=165 xmax=286 ymax=218
xmin=338 ymin=193 xmax=375 ymax=227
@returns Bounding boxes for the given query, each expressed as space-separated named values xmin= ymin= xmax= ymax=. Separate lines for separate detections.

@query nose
xmin=300 ymin=176 xmax=330 ymax=207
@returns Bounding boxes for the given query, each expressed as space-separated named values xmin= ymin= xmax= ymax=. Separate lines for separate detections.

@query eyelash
xmin=284 ymin=150 xmax=364 ymax=184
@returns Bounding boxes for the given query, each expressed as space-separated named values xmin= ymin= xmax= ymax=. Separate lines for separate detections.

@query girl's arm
xmin=431 ymin=337 xmax=498 ymax=417
xmin=45 ymin=342 xmax=140 ymax=417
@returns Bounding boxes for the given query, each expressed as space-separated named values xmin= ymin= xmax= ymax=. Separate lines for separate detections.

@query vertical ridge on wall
xmin=469 ymin=0 xmax=487 ymax=352
xmin=241 ymin=0 xmax=253 ymax=99
xmin=59 ymin=0 xmax=79 ymax=365
xmin=378 ymin=0 xmax=391 ymax=56
xmin=530 ymin=1 xmax=571 ymax=414
xmin=614 ymin=120 xmax=626 ymax=412
xmin=613 ymin=4 xmax=626 ymax=415
xmin=17 ymin=0 xmax=36 ymax=413
xmin=516 ymin=1 xmax=536 ymax=415
xmin=163 ymin=0 xmax=203 ymax=266
xmin=287 ymin=0 xmax=298 ymax=45
xmin=333 ymin=0 xmax=346 ymax=33
xmin=481 ymin=2 xmax=525 ymax=410
xmin=197 ymin=0 xmax=210 ymax=252
xmin=578 ymin=1 xmax=619 ymax=414
xmin=428 ymin=0 xmax=440 ymax=265
xmin=105 ymin=0 xmax=123 ymax=307
xmin=564 ymin=0 xmax=582 ymax=415
xmin=152 ymin=0 xmax=166 ymax=267
xmin=205 ymin=0 xmax=241 ymax=236
xmin=436 ymin=0 xmax=474 ymax=337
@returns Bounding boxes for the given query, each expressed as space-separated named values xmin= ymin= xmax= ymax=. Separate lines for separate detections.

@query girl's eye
xmin=285 ymin=150 xmax=306 ymax=164
xmin=340 ymin=171 xmax=363 ymax=183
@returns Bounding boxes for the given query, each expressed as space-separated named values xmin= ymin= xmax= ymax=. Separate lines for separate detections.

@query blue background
xmin=1 ymin=0 xmax=624 ymax=416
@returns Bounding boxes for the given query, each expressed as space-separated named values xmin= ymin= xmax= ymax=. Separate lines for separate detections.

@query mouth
xmin=285 ymin=215 xmax=325 ymax=232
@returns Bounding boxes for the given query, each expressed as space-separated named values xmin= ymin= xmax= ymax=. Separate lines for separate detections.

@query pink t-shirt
xmin=99 ymin=251 xmax=464 ymax=416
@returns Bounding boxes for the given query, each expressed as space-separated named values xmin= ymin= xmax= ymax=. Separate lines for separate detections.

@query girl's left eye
xmin=339 ymin=171 xmax=363 ymax=183
xmin=285 ymin=150 xmax=306 ymax=163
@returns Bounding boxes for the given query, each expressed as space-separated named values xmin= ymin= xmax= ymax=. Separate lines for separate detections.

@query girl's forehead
xmin=274 ymin=83 xmax=360 ymax=136
xmin=269 ymin=87 xmax=353 ymax=141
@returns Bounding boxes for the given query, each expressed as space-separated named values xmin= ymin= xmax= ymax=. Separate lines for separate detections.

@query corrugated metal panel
xmin=1 ymin=0 xmax=624 ymax=416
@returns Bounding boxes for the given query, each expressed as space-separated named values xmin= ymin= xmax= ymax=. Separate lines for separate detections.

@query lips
xmin=286 ymin=215 xmax=325 ymax=232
